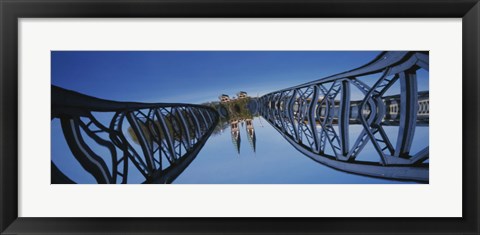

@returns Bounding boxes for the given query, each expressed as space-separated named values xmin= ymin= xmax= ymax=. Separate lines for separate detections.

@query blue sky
xmin=51 ymin=51 xmax=428 ymax=184
xmin=52 ymin=51 xmax=383 ymax=103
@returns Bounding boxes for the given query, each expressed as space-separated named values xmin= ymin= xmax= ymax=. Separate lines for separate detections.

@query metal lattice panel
xmin=258 ymin=51 xmax=429 ymax=182
xmin=52 ymin=86 xmax=219 ymax=184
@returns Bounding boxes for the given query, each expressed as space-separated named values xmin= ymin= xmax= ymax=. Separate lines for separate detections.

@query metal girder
xmin=61 ymin=118 xmax=112 ymax=184
xmin=176 ymin=108 xmax=193 ymax=150
xmin=186 ymin=107 xmax=202 ymax=140
xmin=295 ymin=87 xmax=316 ymax=149
xmin=288 ymin=90 xmax=299 ymax=142
xmin=52 ymin=86 xmax=219 ymax=184
xmin=259 ymin=51 xmax=429 ymax=182
xmin=308 ymin=85 xmax=321 ymax=153
xmin=394 ymin=71 xmax=418 ymax=158
xmin=339 ymin=80 xmax=350 ymax=156
xmin=126 ymin=112 xmax=155 ymax=173
xmin=358 ymin=68 xmax=395 ymax=165
xmin=280 ymin=128 xmax=428 ymax=182
xmin=321 ymin=82 xmax=343 ymax=159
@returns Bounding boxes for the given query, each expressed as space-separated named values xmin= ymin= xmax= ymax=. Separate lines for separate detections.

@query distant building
xmin=237 ymin=91 xmax=248 ymax=99
xmin=245 ymin=119 xmax=256 ymax=153
xmin=219 ymin=94 xmax=230 ymax=103
xmin=230 ymin=120 xmax=241 ymax=154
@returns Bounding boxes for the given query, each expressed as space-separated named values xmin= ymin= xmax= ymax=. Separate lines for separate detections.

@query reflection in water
xmin=51 ymin=51 xmax=428 ymax=184
xmin=215 ymin=92 xmax=258 ymax=155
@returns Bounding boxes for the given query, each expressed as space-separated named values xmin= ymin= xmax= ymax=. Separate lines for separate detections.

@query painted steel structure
xmin=258 ymin=51 xmax=429 ymax=182
xmin=51 ymin=86 xmax=219 ymax=184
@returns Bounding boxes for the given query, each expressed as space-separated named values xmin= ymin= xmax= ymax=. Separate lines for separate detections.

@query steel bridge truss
xmin=258 ymin=51 xmax=429 ymax=182
xmin=51 ymin=86 xmax=219 ymax=184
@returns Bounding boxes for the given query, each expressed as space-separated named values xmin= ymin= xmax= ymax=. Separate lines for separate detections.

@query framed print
xmin=1 ymin=0 xmax=479 ymax=234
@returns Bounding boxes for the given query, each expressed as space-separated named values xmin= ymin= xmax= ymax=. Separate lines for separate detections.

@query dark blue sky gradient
xmin=52 ymin=51 xmax=381 ymax=103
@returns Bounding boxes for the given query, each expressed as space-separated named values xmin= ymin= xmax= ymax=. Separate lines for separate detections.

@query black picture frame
xmin=1 ymin=0 xmax=478 ymax=234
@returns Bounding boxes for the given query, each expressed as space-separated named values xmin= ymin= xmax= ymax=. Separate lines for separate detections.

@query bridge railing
xmin=258 ymin=51 xmax=429 ymax=182
xmin=51 ymin=86 xmax=219 ymax=184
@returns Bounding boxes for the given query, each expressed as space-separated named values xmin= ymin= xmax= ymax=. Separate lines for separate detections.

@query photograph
xmin=51 ymin=50 xmax=429 ymax=184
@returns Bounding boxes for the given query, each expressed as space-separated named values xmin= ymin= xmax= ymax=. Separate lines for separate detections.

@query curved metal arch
xmin=52 ymin=86 xmax=219 ymax=184
xmin=259 ymin=51 xmax=429 ymax=182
